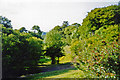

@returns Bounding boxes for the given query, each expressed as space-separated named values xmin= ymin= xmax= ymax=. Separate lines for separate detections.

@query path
xmin=39 ymin=62 xmax=75 ymax=72
xmin=19 ymin=62 xmax=75 ymax=78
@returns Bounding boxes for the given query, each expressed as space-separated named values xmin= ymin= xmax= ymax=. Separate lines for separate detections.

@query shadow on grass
xmin=23 ymin=62 xmax=77 ymax=79
xmin=34 ymin=62 xmax=74 ymax=73
xmin=27 ymin=67 xmax=77 ymax=79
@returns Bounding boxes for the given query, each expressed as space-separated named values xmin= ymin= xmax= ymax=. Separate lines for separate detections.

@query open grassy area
xmin=45 ymin=69 xmax=85 ymax=78
xmin=26 ymin=68 xmax=85 ymax=80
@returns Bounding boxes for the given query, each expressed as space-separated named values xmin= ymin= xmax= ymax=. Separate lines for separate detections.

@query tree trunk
xmin=51 ymin=56 xmax=56 ymax=64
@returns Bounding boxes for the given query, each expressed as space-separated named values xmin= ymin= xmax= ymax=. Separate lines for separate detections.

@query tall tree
xmin=44 ymin=30 xmax=64 ymax=64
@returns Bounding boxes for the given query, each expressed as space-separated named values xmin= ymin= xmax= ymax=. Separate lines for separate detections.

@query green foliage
xmin=32 ymin=25 xmax=42 ymax=35
xmin=44 ymin=29 xmax=64 ymax=64
xmin=2 ymin=26 xmax=13 ymax=35
xmin=71 ymin=35 xmax=119 ymax=78
xmin=49 ymin=21 xmax=80 ymax=45
xmin=63 ymin=24 xmax=80 ymax=45
xmin=2 ymin=23 xmax=44 ymax=77
xmin=19 ymin=27 xmax=27 ymax=33
xmin=28 ymin=25 xmax=43 ymax=39
xmin=80 ymin=5 xmax=120 ymax=38
xmin=44 ymin=30 xmax=63 ymax=47
xmin=71 ymin=5 xmax=120 ymax=78
xmin=61 ymin=21 xmax=69 ymax=29
xmin=0 ymin=16 xmax=12 ymax=28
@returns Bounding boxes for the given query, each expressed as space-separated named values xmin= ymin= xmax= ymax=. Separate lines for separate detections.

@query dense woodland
xmin=0 ymin=4 xmax=120 ymax=78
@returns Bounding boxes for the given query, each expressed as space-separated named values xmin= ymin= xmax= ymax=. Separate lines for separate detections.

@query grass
xmin=45 ymin=69 xmax=85 ymax=78
xmin=26 ymin=68 xmax=85 ymax=80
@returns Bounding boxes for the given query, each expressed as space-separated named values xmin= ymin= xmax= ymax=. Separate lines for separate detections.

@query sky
xmin=0 ymin=0 xmax=119 ymax=32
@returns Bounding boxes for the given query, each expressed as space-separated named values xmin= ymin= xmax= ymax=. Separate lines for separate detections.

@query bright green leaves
xmin=45 ymin=30 xmax=62 ymax=47
xmin=26 ymin=37 xmax=43 ymax=53
xmin=70 ymin=5 xmax=120 ymax=78
xmin=2 ymin=21 xmax=44 ymax=77
xmin=0 ymin=16 xmax=12 ymax=28
xmin=44 ymin=29 xmax=64 ymax=64
xmin=82 ymin=5 xmax=120 ymax=37
xmin=19 ymin=27 xmax=27 ymax=33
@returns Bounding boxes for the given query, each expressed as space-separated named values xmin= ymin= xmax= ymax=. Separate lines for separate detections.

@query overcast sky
xmin=0 ymin=0 xmax=119 ymax=32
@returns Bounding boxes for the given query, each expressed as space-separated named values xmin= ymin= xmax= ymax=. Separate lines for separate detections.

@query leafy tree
xmin=61 ymin=21 xmax=69 ymax=29
xmin=29 ymin=25 xmax=43 ymax=39
xmin=32 ymin=25 xmax=42 ymax=35
xmin=62 ymin=23 xmax=81 ymax=45
xmin=53 ymin=25 xmax=62 ymax=31
xmin=2 ymin=26 xmax=13 ymax=36
xmin=45 ymin=46 xmax=64 ymax=64
xmin=2 ymin=20 xmax=44 ymax=78
xmin=52 ymin=22 xmax=81 ymax=45
xmin=2 ymin=31 xmax=43 ymax=77
xmin=19 ymin=27 xmax=27 ymax=33
xmin=44 ymin=30 xmax=64 ymax=64
xmin=71 ymin=23 xmax=81 ymax=27
xmin=71 ymin=5 xmax=120 ymax=78
xmin=0 ymin=16 xmax=12 ymax=28
xmin=81 ymin=5 xmax=120 ymax=37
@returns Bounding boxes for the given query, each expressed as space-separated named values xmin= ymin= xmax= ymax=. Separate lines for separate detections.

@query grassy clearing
xmin=26 ymin=68 xmax=85 ymax=80
xmin=26 ymin=68 xmax=75 ymax=79
xmin=45 ymin=69 xmax=85 ymax=78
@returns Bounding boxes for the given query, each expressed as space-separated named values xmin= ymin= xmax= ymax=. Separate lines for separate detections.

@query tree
xmin=81 ymin=5 xmax=120 ymax=38
xmin=71 ymin=23 xmax=81 ymax=27
xmin=0 ymin=16 xmax=12 ymax=28
xmin=53 ymin=25 xmax=62 ymax=31
xmin=44 ymin=30 xmax=64 ymax=64
xmin=2 ymin=24 xmax=43 ymax=78
xmin=61 ymin=21 xmax=69 ymax=29
xmin=2 ymin=26 xmax=13 ymax=36
xmin=32 ymin=25 xmax=42 ymax=35
xmin=62 ymin=23 xmax=81 ymax=45
xmin=71 ymin=5 xmax=120 ymax=78
xmin=19 ymin=27 xmax=27 ymax=33
xmin=30 ymin=25 xmax=43 ymax=39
